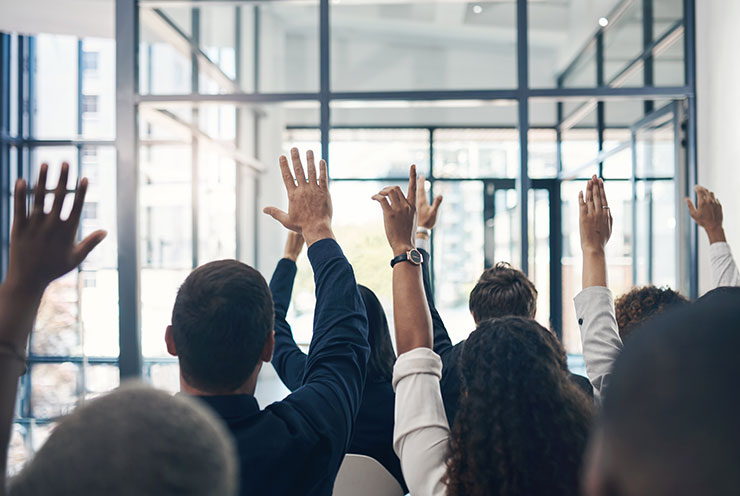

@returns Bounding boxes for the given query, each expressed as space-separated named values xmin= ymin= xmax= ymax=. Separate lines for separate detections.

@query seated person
xmin=0 ymin=164 xmax=237 ymax=496
xmin=270 ymin=232 xmax=405 ymax=490
xmin=372 ymin=167 xmax=594 ymax=496
xmin=165 ymin=149 xmax=370 ymax=495
xmin=413 ymin=174 xmax=592 ymax=424
xmin=584 ymin=290 xmax=740 ymax=496
xmin=575 ymin=180 xmax=738 ymax=399
xmin=615 ymin=286 xmax=689 ymax=342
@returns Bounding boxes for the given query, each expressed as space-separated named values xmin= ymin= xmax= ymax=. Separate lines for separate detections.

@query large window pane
xmin=329 ymin=129 xmax=430 ymax=179
xmin=34 ymin=35 xmax=78 ymax=138
xmin=433 ymin=129 xmax=519 ymax=178
xmin=332 ymin=1 xmax=516 ymax=91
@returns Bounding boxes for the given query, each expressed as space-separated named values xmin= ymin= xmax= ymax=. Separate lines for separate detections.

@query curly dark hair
xmin=615 ymin=286 xmax=690 ymax=342
xmin=444 ymin=317 xmax=594 ymax=496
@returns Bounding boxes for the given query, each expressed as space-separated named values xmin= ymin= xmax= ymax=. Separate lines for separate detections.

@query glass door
xmin=630 ymin=102 xmax=690 ymax=294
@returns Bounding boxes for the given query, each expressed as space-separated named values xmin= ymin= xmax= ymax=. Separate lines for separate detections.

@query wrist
xmin=391 ymin=244 xmax=416 ymax=258
xmin=283 ymin=254 xmax=298 ymax=262
xmin=704 ymin=226 xmax=726 ymax=244
xmin=581 ymin=246 xmax=606 ymax=257
xmin=301 ymin=222 xmax=334 ymax=247
xmin=416 ymin=231 xmax=429 ymax=240
xmin=1 ymin=272 xmax=46 ymax=302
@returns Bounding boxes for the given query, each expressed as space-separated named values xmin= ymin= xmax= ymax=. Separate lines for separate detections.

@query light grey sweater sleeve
xmin=574 ymin=286 xmax=623 ymax=402
xmin=392 ymin=348 xmax=449 ymax=496
xmin=709 ymin=242 xmax=740 ymax=288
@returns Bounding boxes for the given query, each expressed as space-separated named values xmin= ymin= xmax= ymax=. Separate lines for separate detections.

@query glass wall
xmin=0 ymin=0 xmax=696 ymax=463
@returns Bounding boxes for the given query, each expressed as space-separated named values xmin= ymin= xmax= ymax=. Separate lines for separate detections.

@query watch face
xmin=408 ymin=249 xmax=423 ymax=264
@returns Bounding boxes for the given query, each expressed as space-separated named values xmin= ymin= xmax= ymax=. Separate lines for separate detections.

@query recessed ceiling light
xmin=598 ymin=17 xmax=609 ymax=27
xmin=473 ymin=5 xmax=483 ymax=14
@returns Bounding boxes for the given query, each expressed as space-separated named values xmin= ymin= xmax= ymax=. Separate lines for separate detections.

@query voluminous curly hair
xmin=444 ymin=317 xmax=594 ymax=496
xmin=615 ymin=286 xmax=690 ymax=342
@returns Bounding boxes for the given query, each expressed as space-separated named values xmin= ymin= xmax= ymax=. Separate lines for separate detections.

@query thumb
xmin=432 ymin=195 xmax=443 ymax=211
xmin=73 ymin=230 xmax=107 ymax=266
xmin=263 ymin=207 xmax=292 ymax=228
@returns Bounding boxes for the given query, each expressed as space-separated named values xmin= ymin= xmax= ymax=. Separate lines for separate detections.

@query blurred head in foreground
xmin=586 ymin=289 xmax=740 ymax=496
xmin=9 ymin=383 xmax=238 ymax=496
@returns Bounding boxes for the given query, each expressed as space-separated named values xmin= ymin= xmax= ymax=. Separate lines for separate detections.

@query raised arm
xmin=687 ymin=186 xmax=740 ymax=288
xmin=575 ymin=176 xmax=622 ymax=400
xmin=264 ymin=149 xmax=369 ymax=466
xmin=269 ymin=232 xmax=307 ymax=391
xmin=0 ymin=163 xmax=106 ymax=491
xmin=414 ymin=175 xmax=453 ymax=357
xmin=375 ymin=167 xmax=449 ymax=496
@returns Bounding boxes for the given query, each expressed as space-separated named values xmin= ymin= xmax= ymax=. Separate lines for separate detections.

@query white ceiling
xmin=0 ymin=0 xmax=114 ymax=39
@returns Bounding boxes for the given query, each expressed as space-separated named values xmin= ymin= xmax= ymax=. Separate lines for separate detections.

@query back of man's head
xmin=596 ymin=291 xmax=740 ymax=496
xmin=468 ymin=262 xmax=537 ymax=322
xmin=9 ymin=383 xmax=238 ymax=496
xmin=614 ymin=285 xmax=690 ymax=342
xmin=172 ymin=259 xmax=274 ymax=393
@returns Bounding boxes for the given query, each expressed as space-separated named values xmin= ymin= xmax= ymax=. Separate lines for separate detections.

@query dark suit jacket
xmin=270 ymin=257 xmax=406 ymax=492
xmin=418 ymin=248 xmax=593 ymax=426
xmin=198 ymin=240 xmax=369 ymax=496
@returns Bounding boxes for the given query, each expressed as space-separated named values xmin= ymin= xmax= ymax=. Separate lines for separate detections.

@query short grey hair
xmin=9 ymin=382 xmax=238 ymax=496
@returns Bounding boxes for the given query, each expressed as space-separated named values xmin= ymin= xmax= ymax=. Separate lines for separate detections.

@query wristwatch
xmin=390 ymin=248 xmax=424 ymax=268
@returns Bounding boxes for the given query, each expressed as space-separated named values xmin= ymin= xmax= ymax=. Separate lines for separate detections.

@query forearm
xmin=0 ymin=283 xmax=43 ymax=487
xmin=393 ymin=258 xmax=433 ymax=354
xmin=709 ymin=241 xmax=740 ymax=288
xmin=582 ymin=249 xmax=608 ymax=288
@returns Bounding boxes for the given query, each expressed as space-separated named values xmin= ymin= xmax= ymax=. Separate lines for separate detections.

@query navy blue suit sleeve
xmin=269 ymin=258 xmax=307 ymax=391
xmin=419 ymin=248 xmax=454 ymax=359
xmin=281 ymin=239 xmax=370 ymax=467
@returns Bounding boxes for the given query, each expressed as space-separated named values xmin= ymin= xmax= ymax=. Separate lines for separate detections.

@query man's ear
xmin=471 ymin=311 xmax=479 ymax=326
xmin=261 ymin=330 xmax=275 ymax=363
xmin=165 ymin=325 xmax=178 ymax=357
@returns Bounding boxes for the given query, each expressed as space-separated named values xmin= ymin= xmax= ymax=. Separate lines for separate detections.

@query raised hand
xmin=372 ymin=165 xmax=418 ymax=256
xmin=6 ymin=163 xmax=107 ymax=298
xmin=579 ymin=176 xmax=612 ymax=288
xmin=416 ymin=174 xmax=443 ymax=230
xmin=283 ymin=232 xmax=305 ymax=262
xmin=263 ymin=148 xmax=333 ymax=247
xmin=579 ymin=175 xmax=613 ymax=255
xmin=686 ymin=185 xmax=726 ymax=244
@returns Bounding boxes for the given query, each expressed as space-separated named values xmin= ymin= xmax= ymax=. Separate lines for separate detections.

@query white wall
xmin=695 ymin=0 xmax=740 ymax=294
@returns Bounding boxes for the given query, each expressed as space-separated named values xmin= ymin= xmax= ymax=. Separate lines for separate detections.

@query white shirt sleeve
xmin=574 ymin=286 xmax=623 ymax=403
xmin=416 ymin=236 xmax=431 ymax=254
xmin=709 ymin=242 xmax=740 ymax=288
xmin=392 ymin=347 xmax=449 ymax=496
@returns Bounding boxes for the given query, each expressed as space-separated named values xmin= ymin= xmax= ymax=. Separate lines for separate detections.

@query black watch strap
xmin=390 ymin=249 xmax=423 ymax=268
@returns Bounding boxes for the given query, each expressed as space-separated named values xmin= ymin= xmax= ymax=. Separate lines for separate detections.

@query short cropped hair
xmin=172 ymin=260 xmax=274 ymax=393
xmin=9 ymin=383 xmax=237 ymax=496
xmin=615 ymin=286 xmax=690 ymax=342
xmin=600 ymin=291 xmax=740 ymax=496
xmin=468 ymin=262 xmax=537 ymax=322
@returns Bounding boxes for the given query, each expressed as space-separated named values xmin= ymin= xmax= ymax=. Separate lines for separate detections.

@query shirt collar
xmin=194 ymin=394 xmax=261 ymax=421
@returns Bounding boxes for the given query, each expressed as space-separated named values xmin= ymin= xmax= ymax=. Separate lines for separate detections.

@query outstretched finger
xmin=73 ymin=230 xmax=107 ymax=266
xmin=372 ymin=194 xmax=392 ymax=212
xmin=306 ymin=150 xmax=317 ymax=184
xmin=291 ymin=148 xmax=307 ymax=185
xmin=585 ymin=180 xmax=594 ymax=214
xmin=318 ymin=160 xmax=329 ymax=190
xmin=51 ymin=162 xmax=70 ymax=218
xmin=33 ymin=163 xmax=49 ymax=217
xmin=67 ymin=178 xmax=89 ymax=228
xmin=686 ymin=198 xmax=697 ymax=219
xmin=598 ymin=178 xmax=609 ymax=207
xmin=407 ymin=165 xmax=417 ymax=206
xmin=695 ymin=185 xmax=708 ymax=206
xmin=12 ymin=179 xmax=28 ymax=234
xmin=578 ymin=190 xmax=587 ymax=211
xmin=592 ymin=177 xmax=603 ymax=211
xmin=416 ymin=174 xmax=427 ymax=206
xmin=279 ymin=155 xmax=297 ymax=193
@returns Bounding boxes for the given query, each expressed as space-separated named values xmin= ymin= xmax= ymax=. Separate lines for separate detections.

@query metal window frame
xmin=0 ymin=0 xmax=697 ymax=408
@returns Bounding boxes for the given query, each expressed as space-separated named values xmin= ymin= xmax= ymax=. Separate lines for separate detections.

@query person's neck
xmin=179 ymin=365 xmax=261 ymax=397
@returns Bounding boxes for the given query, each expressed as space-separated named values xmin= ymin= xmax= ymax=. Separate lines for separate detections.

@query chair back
xmin=332 ymin=454 xmax=404 ymax=496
